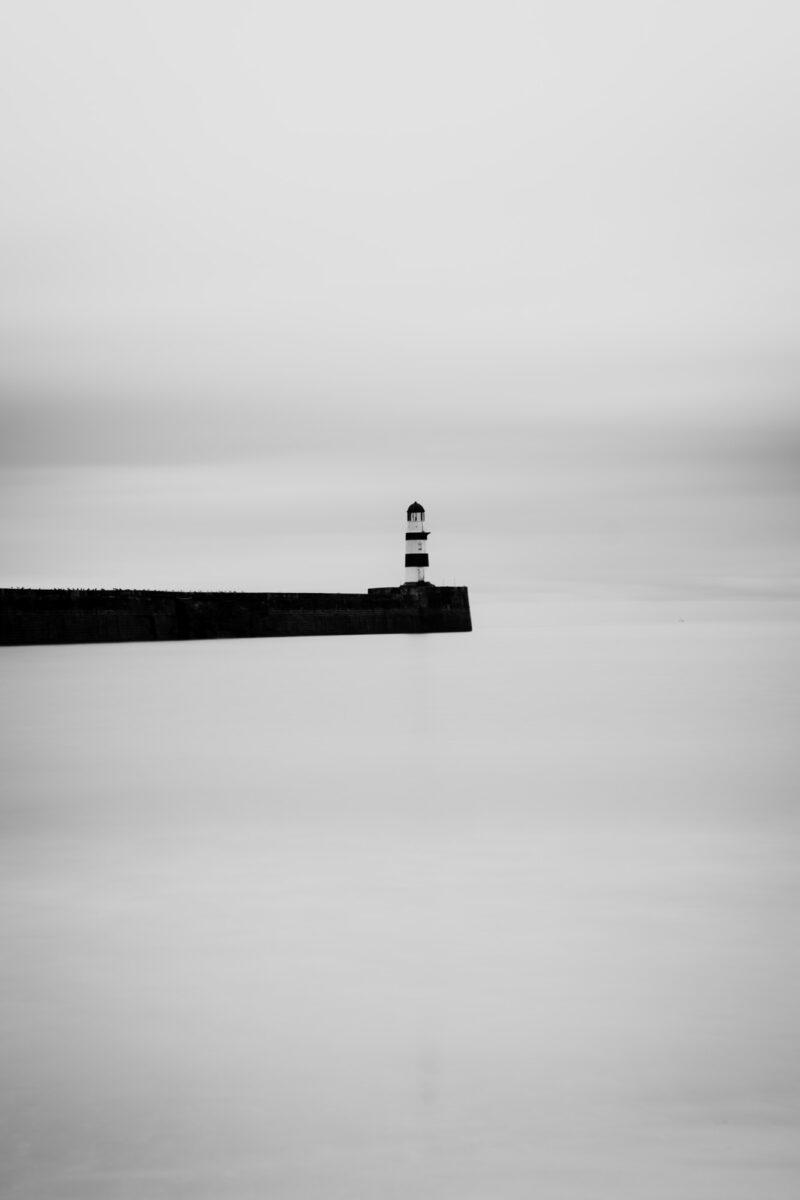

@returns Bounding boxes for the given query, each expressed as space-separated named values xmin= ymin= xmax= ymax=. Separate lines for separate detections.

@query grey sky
xmin=1 ymin=1 xmax=798 ymax=596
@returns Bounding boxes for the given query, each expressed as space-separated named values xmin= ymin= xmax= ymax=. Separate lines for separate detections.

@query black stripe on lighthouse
xmin=405 ymin=553 xmax=429 ymax=567
xmin=405 ymin=531 xmax=429 ymax=541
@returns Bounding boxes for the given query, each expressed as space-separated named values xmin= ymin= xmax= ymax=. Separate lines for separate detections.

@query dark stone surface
xmin=0 ymin=586 xmax=472 ymax=645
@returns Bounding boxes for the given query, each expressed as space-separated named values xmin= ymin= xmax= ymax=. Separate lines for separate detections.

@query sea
xmin=1 ymin=599 xmax=799 ymax=1199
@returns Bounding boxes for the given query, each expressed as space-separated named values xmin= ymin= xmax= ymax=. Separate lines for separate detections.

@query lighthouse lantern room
xmin=405 ymin=501 xmax=430 ymax=584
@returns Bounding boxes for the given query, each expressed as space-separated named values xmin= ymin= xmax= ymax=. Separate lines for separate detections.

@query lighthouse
xmin=405 ymin=501 xmax=430 ymax=584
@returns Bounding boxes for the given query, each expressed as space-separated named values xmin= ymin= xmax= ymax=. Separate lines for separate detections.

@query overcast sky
xmin=1 ymin=1 xmax=798 ymax=597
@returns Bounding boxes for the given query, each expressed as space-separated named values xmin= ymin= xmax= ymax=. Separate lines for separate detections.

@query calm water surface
xmin=1 ymin=602 xmax=798 ymax=1198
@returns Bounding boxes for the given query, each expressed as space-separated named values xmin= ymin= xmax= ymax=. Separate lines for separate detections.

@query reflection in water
xmin=1 ymin=606 xmax=798 ymax=1198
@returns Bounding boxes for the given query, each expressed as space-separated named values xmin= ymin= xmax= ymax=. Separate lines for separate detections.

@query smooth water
xmin=1 ymin=604 xmax=799 ymax=1198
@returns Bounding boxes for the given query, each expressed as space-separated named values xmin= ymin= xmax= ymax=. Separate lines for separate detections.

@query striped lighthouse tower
xmin=405 ymin=501 xmax=430 ymax=584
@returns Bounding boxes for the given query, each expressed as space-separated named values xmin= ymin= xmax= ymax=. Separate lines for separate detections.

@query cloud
xmin=1 ymin=2 xmax=798 ymax=597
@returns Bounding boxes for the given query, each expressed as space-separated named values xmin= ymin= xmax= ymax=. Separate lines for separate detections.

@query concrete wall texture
xmin=0 ymin=587 xmax=472 ymax=645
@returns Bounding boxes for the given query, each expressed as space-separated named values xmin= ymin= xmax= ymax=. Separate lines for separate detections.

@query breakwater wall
xmin=0 ymin=586 xmax=472 ymax=645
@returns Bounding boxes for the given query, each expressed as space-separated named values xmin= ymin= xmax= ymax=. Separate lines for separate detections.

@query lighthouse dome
xmin=407 ymin=501 xmax=425 ymax=515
